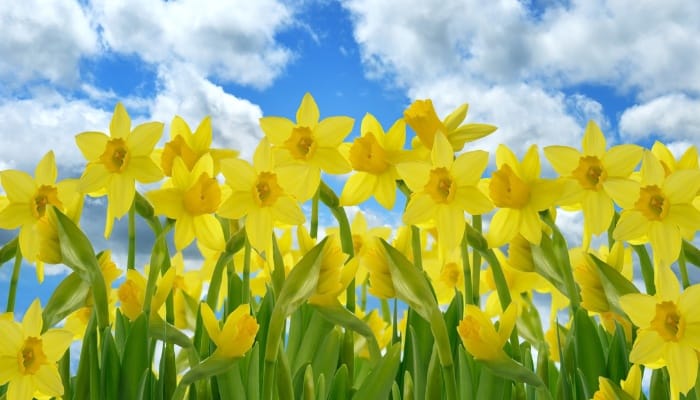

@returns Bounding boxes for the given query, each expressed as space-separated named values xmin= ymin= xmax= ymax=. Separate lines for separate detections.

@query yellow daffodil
xmin=147 ymin=154 xmax=225 ymax=252
xmin=458 ymin=303 xmax=517 ymax=361
xmin=611 ymin=151 xmax=700 ymax=264
xmin=158 ymin=115 xmax=238 ymax=176
xmin=200 ymin=303 xmax=259 ymax=359
xmin=117 ymin=267 xmax=175 ymax=321
xmin=403 ymin=99 xmax=496 ymax=152
xmin=75 ymin=102 xmax=163 ymax=237
xmin=651 ymin=141 xmax=698 ymax=177
xmin=398 ymin=133 xmax=493 ymax=255
xmin=308 ymin=235 xmax=358 ymax=306
xmin=219 ymin=138 xmax=305 ymax=252
xmin=620 ymin=265 xmax=700 ymax=397
xmin=0 ymin=299 xmax=73 ymax=400
xmin=593 ymin=364 xmax=642 ymax=400
xmin=482 ymin=249 xmax=547 ymax=316
xmin=0 ymin=195 xmax=8 ymax=212
xmin=0 ymin=151 xmax=83 ymax=282
xmin=486 ymin=144 xmax=561 ymax=248
xmin=364 ymin=241 xmax=396 ymax=299
xmin=169 ymin=253 xmax=203 ymax=330
xmin=544 ymin=121 xmax=643 ymax=243
xmin=340 ymin=114 xmax=406 ymax=209
xmin=424 ymin=248 xmax=465 ymax=305
xmin=356 ymin=309 xmax=392 ymax=359
xmin=259 ymin=93 xmax=354 ymax=201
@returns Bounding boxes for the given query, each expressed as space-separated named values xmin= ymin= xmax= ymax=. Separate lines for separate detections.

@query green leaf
xmin=606 ymin=323 xmax=630 ymax=385
xmin=328 ymin=364 xmax=349 ymax=400
xmin=100 ymin=329 xmax=120 ymax=400
xmin=291 ymin=309 xmax=333 ymax=375
xmin=120 ymin=313 xmax=149 ymax=400
xmin=303 ymin=365 xmax=316 ymax=400
xmin=402 ymin=370 xmax=414 ymax=400
xmin=425 ymin=345 xmax=442 ymax=400
xmin=247 ymin=344 xmax=260 ymax=400
xmin=276 ymin=237 xmax=327 ymax=317
xmin=683 ymin=240 xmax=700 ymax=268
xmin=216 ymin=360 xmax=246 ymax=400
xmin=353 ymin=343 xmax=401 ymax=400
xmin=590 ymin=254 xmax=640 ymax=315
xmin=572 ymin=308 xmax=606 ymax=397
xmin=0 ymin=236 xmax=17 ymax=266
xmin=42 ymin=271 xmax=90 ymax=328
xmin=312 ymin=301 xmax=381 ymax=362
xmin=649 ymin=368 xmax=671 ymax=400
xmin=480 ymin=356 xmax=545 ymax=387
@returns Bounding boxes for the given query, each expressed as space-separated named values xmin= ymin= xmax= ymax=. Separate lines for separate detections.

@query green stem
xmin=206 ymin=251 xmax=234 ymax=310
xmin=6 ymin=245 xmax=22 ymax=313
xmin=361 ymin=280 xmax=368 ymax=311
xmin=429 ymin=311 xmax=457 ymax=400
xmin=633 ymin=244 xmax=656 ymax=295
xmin=310 ymin=187 xmax=319 ymax=239
xmin=262 ymin=360 xmax=276 ymax=400
xmin=461 ymin=225 xmax=474 ymax=305
xmin=679 ymin=246 xmax=690 ymax=289
xmin=472 ymin=215 xmax=483 ymax=305
xmin=411 ymin=225 xmax=423 ymax=270
xmin=127 ymin=202 xmax=136 ymax=270
xmin=392 ymin=297 xmax=399 ymax=343
xmin=242 ymin=238 xmax=251 ymax=304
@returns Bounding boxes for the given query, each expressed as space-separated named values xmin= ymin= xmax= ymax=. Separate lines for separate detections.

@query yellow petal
xmin=666 ymin=343 xmax=698 ymax=395
xmin=654 ymin=264 xmax=680 ymax=303
xmin=640 ymin=151 xmax=665 ymax=186
xmin=296 ymin=93 xmax=320 ymax=127
xmin=436 ymin=205 xmax=464 ymax=250
xmin=147 ymin=189 xmax=184 ymax=219
xmin=621 ymin=364 xmax=642 ymax=399
xmin=602 ymin=144 xmax=643 ymax=177
xmin=41 ymin=329 xmax=73 ymax=362
xmin=649 ymin=222 xmax=681 ymax=265
xmin=311 ymin=147 xmax=351 ymax=174
xmin=543 ymin=146 xmax=580 ymax=176
xmin=34 ymin=151 xmax=57 ymax=186
xmin=174 ymin=216 xmax=195 ymax=251
xmin=22 ymin=299 xmax=43 ymax=337
xmin=125 ymin=156 xmax=163 ymax=183
xmin=497 ymin=303 xmax=517 ymax=345
xmin=0 ymin=204 xmax=33 ymax=229
xmin=259 ymin=116 xmax=294 ymax=145
xmin=78 ymin=164 xmax=111 ymax=194
xmin=520 ymin=145 xmax=541 ymax=181
xmin=613 ymin=211 xmax=649 ymax=242
xmin=395 ymin=162 xmax=430 ymax=193
xmin=270 ymin=196 xmax=305 ymax=226
xmin=194 ymin=214 xmax=225 ymax=252
xmin=519 ymin=208 xmax=542 ymax=245
xmin=528 ymin=179 xmax=561 ymax=211
xmin=221 ymin=159 xmax=256 ymax=190
xmin=340 ymin=173 xmax=375 ymax=206
xmin=192 ymin=116 xmax=213 ymax=151
xmin=665 ymin=170 xmax=700 ymax=204
xmin=218 ymin=191 xmax=254 ymax=219
xmin=34 ymin=364 xmax=65 ymax=397
xmin=582 ymin=190 xmax=614 ymax=235
xmin=19 ymin=225 xmax=39 ymax=264
xmin=628 ymin=329 xmax=664 ymax=364
xmin=602 ymin=178 xmax=640 ymax=210
xmin=0 ymin=354 xmax=19 ymax=383
xmin=495 ymin=144 xmax=519 ymax=173
xmin=110 ymin=102 xmax=131 ymax=139
xmin=253 ymin=138 xmax=274 ymax=173
xmin=581 ymin=120 xmax=606 ymax=157
xmin=0 ymin=320 xmax=23 ymax=351
xmin=678 ymin=285 xmax=700 ymax=323
xmin=452 ymin=150 xmax=488 ymax=186
xmin=275 ymin=164 xmax=320 ymax=202
xmin=75 ymin=131 xmax=109 ymax=161
xmin=7 ymin=375 xmax=33 ymax=400
xmin=247 ymin=208 xmax=273 ymax=251
xmin=620 ymin=293 xmax=656 ymax=327
xmin=169 ymin=115 xmax=193 ymax=141
xmin=1 ymin=170 xmax=35 ymax=202
xmin=199 ymin=302 xmax=221 ymax=344
xmin=487 ymin=208 xmax=521 ymax=248
xmin=403 ymin=192 xmax=435 ymax=225
xmin=128 ymin=122 xmax=163 ymax=156
xmin=374 ymin=172 xmax=397 ymax=210
xmin=315 ymin=116 xmax=354 ymax=147
xmin=454 ymin=186 xmax=492 ymax=215
xmin=361 ymin=113 xmax=384 ymax=141
xmin=108 ymin=174 xmax=135 ymax=218
xmin=430 ymin=133 xmax=453 ymax=168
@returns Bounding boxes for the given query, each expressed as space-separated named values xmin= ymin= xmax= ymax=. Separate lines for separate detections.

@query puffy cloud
xmin=0 ymin=0 xmax=98 ymax=87
xmin=619 ymin=93 xmax=700 ymax=143
xmin=90 ymin=0 xmax=294 ymax=88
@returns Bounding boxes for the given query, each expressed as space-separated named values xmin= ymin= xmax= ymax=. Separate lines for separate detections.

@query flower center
xmin=440 ymin=262 xmax=461 ymax=288
xmin=161 ymin=135 xmax=199 ymax=176
xmin=31 ymin=185 xmax=62 ymax=218
xmin=352 ymin=234 xmax=364 ymax=255
xmin=635 ymin=185 xmax=669 ymax=221
xmin=403 ymin=100 xmax=443 ymax=148
xmin=19 ymin=337 xmax=47 ymax=374
xmin=254 ymin=172 xmax=283 ymax=207
xmin=183 ymin=173 xmax=221 ymax=215
xmin=349 ymin=134 xmax=389 ymax=174
xmin=426 ymin=167 xmax=455 ymax=203
xmin=285 ymin=127 xmax=316 ymax=160
xmin=100 ymin=138 xmax=130 ymax=173
xmin=651 ymin=301 xmax=684 ymax=341
xmin=489 ymin=164 xmax=530 ymax=209
xmin=573 ymin=156 xmax=607 ymax=190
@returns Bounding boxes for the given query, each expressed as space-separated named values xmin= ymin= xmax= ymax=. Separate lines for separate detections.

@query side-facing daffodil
xmin=458 ymin=303 xmax=517 ymax=361
xmin=398 ymin=133 xmax=493 ymax=255
xmin=117 ymin=267 xmax=175 ymax=321
xmin=486 ymin=144 xmax=561 ymax=248
xmin=200 ymin=303 xmax=259 ymax=359
xmin=219 ymin=138 xmax=305 ymax=252
xmin=593 ymin=364 xmax=642 ymax=400
xmin=308 ymin=235 xmax=358 ymax=306
xmin=0 ymin=151 xmax=82 ymax=282
xmin=259 ymin=92 xmax=354 ymax=201
xmin=340 ymin=114 xmax=406 ymax=209
xmin=75 ymin=102 xmax=163 ymax=237
xmin=544 ymin=120 xmax=643 ymax=244
xmin=147 ymin=154 xmax=225 ymax=252
xmin=611 ymin=151 xmax=700 ymax=264
xmin=620 ymin=265 xmax=700 ymax=397
xmin=0 ymin=299 xmax=73 ymax=400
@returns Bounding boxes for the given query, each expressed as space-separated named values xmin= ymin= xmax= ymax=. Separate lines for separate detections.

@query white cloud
xmin=150 ymin=63 xmax=264 ymax=161
xmin=0 ymin=0 xmax=98 ymax=87
xmin=90 ymin=0 xmax=294 ymax=88
xmin=619 ymin=93 xmax=700 ymax=142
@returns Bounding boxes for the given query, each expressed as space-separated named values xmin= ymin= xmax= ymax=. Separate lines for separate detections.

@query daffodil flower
xmin=75 ymin=102 xmax=163 ymax=238
xmin=259 ymin=93 xmax=354 ymax=201
xmin=544 ymin=120 xmax=643 ymax=242
xmin=398 ymin=133 xmax=493 ymax=255
xmin=219 ymin=138 xmax=305 ymax=252
xmin=200 ymin=303 xmax=259 ymax=359
xmin=611 ymin=151 xmax=700 ymax=264
xmin=308 ymin=235 xmax=357 ymax=306
xmin=620 ymin=266 xmax=700 ymax=397
xmin=0 ymin=151 xmax=82 ymax=282
xmin=147 ymin=154 xmax=225 ymax=252
xmin=486 ymin=144 xmax=561 ymax=248
xmin=593 ymin=364 xmax=642 ymax=400
xmin=0 ymin=299 xmax=73 ymax=400
xmin=340 ymin=114 xmax=406 ymax=209
xmin=457 ymin=303 xmax=517 ymax=361
xmin=117 ymin=267 xmax=175 ymax=321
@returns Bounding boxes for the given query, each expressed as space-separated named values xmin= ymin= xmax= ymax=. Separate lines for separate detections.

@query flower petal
xmin=22 ymin=299 xmax=43 ymax=337
xmin=396 ymin=162 xmax=430 ymax=193
xmin=192 ymin=116 xmax=213 ymax=151
xmin=519 ymin=208 xmax=543 ymax=245
xmin=340 ymin=173 xmax=375 ymax=206
xmin=385 ymin=119 xmax=406 ymax=150
xmin=628 ymin=329 xmax=664 ymax=365
xmin=403 ymin=192 xmax=435 ymax=225
xmin=221 ymin=159 xmax=256 ymax=190
xmin=666 ymin=343 xmax=698 ymax=395
xmin=520 ymin=145 xmax=541 ymax=181
xmin=436 ymin=205 xmax=464 ymax=250
xmin=581 ymin=120 xmax=606 ymax=157
xmin=0 ymin=320 xmax=23 ymax=352
xmin=374 ymin=172 xmax=397 ymax=210
xmin=315 ymin=116 xmax=354 ymax=147
xmin=75 ymin=131 xmax=109 ymax=162
xmin=7 ymin=375 xmax=33 ymax=400
xmin=311 ymin=148 xmax=351 ymax=174
xmin=34 ymin=151 xmax=57 ymax=186
xmin=654 ymin=264 xmax=680 ymax=303
xmin=110 ymin=102 xmax=131 ymax=139
xmin=544 ymin=146 xmax=580 ymax=176
xmin=454 ymin=186 xmax=492 ymax=215
xmin=296 ymin=93 xmax=320 ymax=127
xmin=640 ymin=151 xmax=665 ymax=186
xmin=174 ymin=215 xmax=195 ymax=251
xmin=218 ymin=191 xmax=254 ymax=219
xmin=275 ymin=164 xmax=320 ymax=201
xmin=582 ymin=190 xmax=614 ymax=235
xmin=247 ymin=208 xmax=273 ymax=251
xmin=78 ymin=164 xmax=111 ymax=194
xmin=0 ymin=203 xmax=33 ymax=229
xmin=147 ymin=189 xmax=184 ymax=219
xmin=1 ymin=170 xmax=35 ymax=202
xmin=259 ymin=117 xmax=294 ymax=145
xmin=128 ymin=122 xmax=163 ymax=156
xmin=200 ymin=302 xmax=221 ymax=345
xmin=0 ymin=354 xmax=20 ymax=383
xmin=431 ymin=132 xmax=453 ymax=168
xmin=602 ymin=178 xmax=640 ymax=209
xmin=194 ymin=214 xmax=225 ymax=252
xmin=487 ymin=208 xmax=521 ymax=248
xmin=108 ymin=174 xmax=135 ymax=218
xmin=679 ymin=285 xmax=700 ymax=323
xmin=649 ymin=221 xmax=681 ymax=265
xmin=665 ymin=169 xmax=700 ymax=204
xmin=620 ymin=293 xmax=656 ymax=327
xmin=452 ymin=150 xmax=488 ymax=186
xmin=270 ymin=196 xmax=305 ymax=226
xmin=602 ymin=144 xmax=643 ymax=177
xmin=613 ymin=211 xmax=649 ymax=242
xmin=126 ymin=156 xmax=163 ymax=183
xmin=41 ymin=329 xmax=73 ymax=362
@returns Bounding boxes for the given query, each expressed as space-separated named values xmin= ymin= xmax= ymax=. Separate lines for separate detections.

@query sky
xmin=1 ymin=0 xmax=699 ymax=315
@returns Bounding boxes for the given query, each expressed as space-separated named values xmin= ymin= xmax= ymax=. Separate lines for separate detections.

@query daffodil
xmin=544 ymin=121 xmax=643 ymax=243
xmin=147 ymin=154 xmax=225 ymax=252
xmin=486 ymin=144 xmax=561 ymax=248
xmin=397 ymin=133 xmax=493 ymax=255
xmin=593 ymin=364 xmax=642 ymax=400
xmin=308 ymin=235 xmax=357 ymax=306
xmin=0 ymin=299 xmax=73 ymax=400
xmin=340 ymin=114 xmax=406 ymax=209
xmin=651 ymin=141 xmax=698 ymax=177
xmin=482 ymin=249 xmax=547 ymax=316
xmin=424 ymin=248 xmax=465 ymax=305
xmin=169 ymin=253 xmax=203 ymax=330
xmin=0 ymin=151 xmax=83 ymax=282
xmin=259 ymin=93 xmax=354 ymax=201
xmin=356 ymin=309 xmax=392 ymax=359
xmin=117 ymin=267 xmax=175 ymax=321
xmin=620 ymin=266 xmax=700 ymax=397
xmin=158 ymin=115 xmax=238 ymax=176
xmin=75 ymin=102 xmax=163 ymax=237
xmin=218 ymin=138 xmax=305 ymax=252
xmin=403 ymin=99 xmax=496 ymax=152
xmin=611 ymin=151 xmax=700 ymax=264
xmin=200 ymin=303 xmax=259 ymax=359
xmin=457 ymin=303 xmax=517 ymax=361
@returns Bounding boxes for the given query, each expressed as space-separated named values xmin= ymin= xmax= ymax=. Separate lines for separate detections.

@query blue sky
xmin=1 ymin=0 xmax=699 ymax=314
